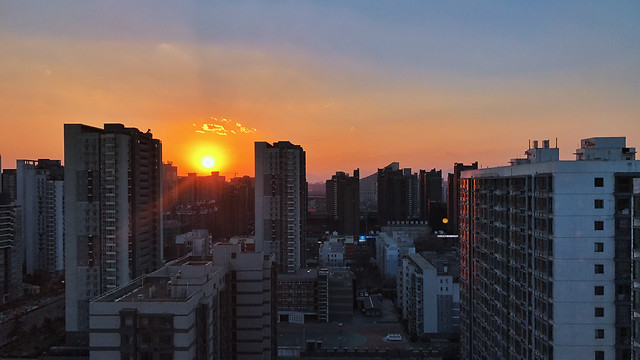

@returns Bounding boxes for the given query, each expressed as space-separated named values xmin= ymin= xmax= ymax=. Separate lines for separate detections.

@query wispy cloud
xmin=194 ymin=118 xmax=257 ymax=136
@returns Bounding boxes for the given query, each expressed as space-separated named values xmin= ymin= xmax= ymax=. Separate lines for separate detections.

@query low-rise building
xmin=277 ymin=268 xmax=318 ymax=323
xmin=175 ymin=229 xmax=212 ymax=256
xmin=318 ymin=267 xmax=354 ymax=323
xmin=376 ymin=231 xmax=415 ymax=282
xmin=399 ymin=251 xmax=460 ymax=340
xmin=319 ymin=241 xmax=345 ymax=267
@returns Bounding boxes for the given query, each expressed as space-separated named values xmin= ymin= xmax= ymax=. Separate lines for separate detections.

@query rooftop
xmin=93 ymin=255 xmax=222 ymax=303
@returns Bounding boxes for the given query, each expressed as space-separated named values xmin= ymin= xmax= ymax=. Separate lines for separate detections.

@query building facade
xmin=318 ymin=267 xmax=354 ymax=323
xmin=447 ymin=162 xmax=478 ymax=234
xmin=318 ymin=241 xmax=345 ymax=267
xmin=377 ymin=163 xmax=420 ymax=226
xmin=16 ymin=159 xmax=64 ymax=276
xmin=0 ymin=199 xmax=23 ymax=302
xmin=399 ymin=252 xmax=460 ymax=340
xmin=460 ymin=138 xmax=639 ymax=360
xmin=64 ymin=123 xmax=163 ymax=345
xmin=277 ymin=268 xmax=318 ymax=323
xmin=211 ymin=243 xmax=277 ymax=359
xmin=162 ymin=161 xmax=178 ymax=211
xmin=326 ymin=170 xmax=360 ymax=239
xmin=255 ymin=141 xmax=307 ymax=273
xmin=376 ymin=231 xmax=415 ymax=282
xmin=359 ymin=171 xmax=378 ymax=214
xmin=90 ymin=245 xmax=276 ymax=360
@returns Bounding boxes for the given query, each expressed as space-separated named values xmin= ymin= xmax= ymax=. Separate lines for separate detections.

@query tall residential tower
xmin=64 ymin=123 xmax=162 ymax=345
xmin=255 ymin=141 xmax=307 ymax=273
xmin=459 ymin=138 xmax=639 ymax=360
xmin=16 ymin=159 xmax=64 ymax=277
xmin=326 ymin=170 xmax=360 ymax=240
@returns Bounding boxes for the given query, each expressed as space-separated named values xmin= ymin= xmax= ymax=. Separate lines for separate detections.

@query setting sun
xmin=202 ymin=156 xmax=215 ymax=169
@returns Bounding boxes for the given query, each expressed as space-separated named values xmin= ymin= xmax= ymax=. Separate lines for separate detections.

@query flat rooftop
xmin=93 ymin=256 xmax=219 ymax=303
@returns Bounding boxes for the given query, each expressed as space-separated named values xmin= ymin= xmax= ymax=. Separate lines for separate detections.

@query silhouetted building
xmin=460 ymin=138 xmax=639 ymax=360
xmin=64 ymin=123 xmax=163 ymax=345
xmin=16 ymin=159 xmax=64 ymax=277
xmin=162 ymin=219 xmax=188 ymax=262
xmin=219 ymin=176 xmax=255 ymax=239
xmin=359 ymin=171 xmax=377 ymax=214
xmin=162 ymin=161 xmax=178 ymax=211
xmin=377 ymin=163 xmax=420 ymax=226
xmin=446 ymin=162 xmax=477 ymax=234
xmin=326 ymin=170 xmax=360 ymax=239
xmin=178 ymin=171 xmax=225 ymax=206
xmin=319 ymin=267 xmax=355 ymax=323
xmin=1 ymin=169 xmax=17 ymax=203
xmin=255 ymin=141 xmax=307 ymax=273
xmin=0 ymin=197 xmax=23 ymax=302
xmin=419 ymin=169 xmax=444 ymax=225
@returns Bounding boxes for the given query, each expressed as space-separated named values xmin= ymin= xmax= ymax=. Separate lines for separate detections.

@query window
xmin=594 ymin=199 xmax=604 ymax=209
xmin=594 ymin=177 xmax=604 ymax=187
xmin=594 ymin=221 xmax=604 ymax=230
xmin=594 ymin=242 xmax=604 ymax=252
xmin=595 ymin=351 xmax=604 ymax=360
xmin=595 ymin=286 xmax=604 ymax=295
xmin=595 ymin=264 xmax=604 ymax=274
xmin=595 ymin=307 xmax=604 ymax=317
xmin=595 ymin=329 xmax=604 ymax=339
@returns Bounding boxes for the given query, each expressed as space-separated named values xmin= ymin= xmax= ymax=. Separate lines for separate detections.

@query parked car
xmin=384 ymin=333 xmax=402 ymax=342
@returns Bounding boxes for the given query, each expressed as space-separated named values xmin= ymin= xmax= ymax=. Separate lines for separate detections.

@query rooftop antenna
xmin=555 ymin=137 xmax=558 ymax=148
xmin=528 ymin=139 xmax=531 ymax=149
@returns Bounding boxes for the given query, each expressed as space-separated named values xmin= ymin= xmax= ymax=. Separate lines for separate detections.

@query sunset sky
xmin=1 ymin=1 xmax=638 ymax=182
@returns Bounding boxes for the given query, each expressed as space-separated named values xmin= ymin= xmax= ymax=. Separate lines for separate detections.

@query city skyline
xmin=1 ymin=1 xmax=639 ymax=182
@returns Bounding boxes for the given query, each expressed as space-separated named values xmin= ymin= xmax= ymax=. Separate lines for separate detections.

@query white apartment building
xmin=376 ymin=231 xmax=415 ymax=282
xmin=16 ymin=159 xmax=64 ymax=276
xmin=460 ymin=137 xmax=640 ymax=360
xmin=398 ymin=252 xmax=460 ymax=340
xmin=255 ymin=141 xmax=307 ymax=273
xmin=64 ymin=124 xmax=163 ymax=345
xmin=319 ymin=241 xmax=345 ymax=267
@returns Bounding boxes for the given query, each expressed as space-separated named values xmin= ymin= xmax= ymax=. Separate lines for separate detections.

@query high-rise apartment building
xmin=459 ymin=138 xmax=639 ymax=360
xmin=1 ymin=169 xmax=17 ymax=203
xmin=64 ymin=123 xmax=162 ymax=345
xmin=326 ymin=170 xmax=360 ymax=239
xmin=419 ymin=169 xmax=445 ymax=227
xmin=177 ymin=171 xmax=226 ymax=205
xmin=447 ymin=162 xmax=477 ymax=234
xmin=16 ymin=159 xmax=64 ymax=277
xmin=359 ymin=171 xmax=378 ymax=214
xmin=162 ymin=161 xmax=178 ymax=211
xmin=220 ymin=176 xmax=255 ymax=239
xmin=377 ymin=163 xmax=420 ymax=226
xmin=0 ymin=197 xmax=23 ymax=302
xmin=255 ymin=141 xmax=307 ymax=273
